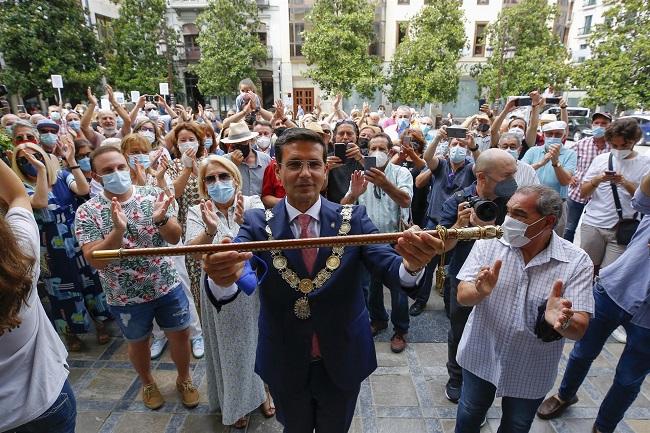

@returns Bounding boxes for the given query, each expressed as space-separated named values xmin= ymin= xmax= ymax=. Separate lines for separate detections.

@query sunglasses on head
xmin=204 ymin=173 xmax=232 ymax=184
xmin=17 ymin=153 xmax=45 ymax=165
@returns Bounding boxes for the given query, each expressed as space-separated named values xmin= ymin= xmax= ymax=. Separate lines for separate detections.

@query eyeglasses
xmin=139 ymin=127 xmax=155 ymax=133
xmin=280 ymin=160 xmax=325 ymax=172
xmin=39 ymin=129 xmax=58 ymax=135
xmin=17 ymin=153 xmax=45 ymax=166
xmin=204 ymin=173 xmax=232 ymax=184
xmin=15 ymin=134 xmax=37 ymax=142
xmin=145 ymin=107 xmax=156 ymax=112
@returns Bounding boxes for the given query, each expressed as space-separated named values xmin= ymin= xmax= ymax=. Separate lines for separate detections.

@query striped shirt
xmin=567 ymin=137 xmax=610 ymax=203
xmin=456 ymin=234 xmax=594 ymax=399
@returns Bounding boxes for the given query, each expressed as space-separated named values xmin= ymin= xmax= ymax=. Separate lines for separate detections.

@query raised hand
xmin=111 ymin=197 xmax=128 ymax=232
xmin=200 ymin=199 xmax=219 ymax=235
xmin=23 ymin=152 xmax=47 ymax=174
xmin=349 ymin=170 xmax=368 ymax=198
xmin=364 ymin=167 xmax=388 ymax=188
xmin=153 ymin=192 xmax=174 ymax=224
xmin=87 ymin=87 xmax=98 ymax=106
xmin=234 ymin=193 xmax=245 ymax=226
xmin=155 ymin=155 xmax=169 ymax=184
xmin=181 ymin=147 xmax=197 ymax=168
xmin=105 ymin=84 xmax=115 ymax=102
xmin=545 ymin=280 xmax=574 ymax=332
xmin=230 ymin=149 xmax=244 ymax=166
xmin=333 ymin=93 xmax=342 ymax=111
xmin=475 ymin=260 xmax=502 ymax=298
xmin=454 ymin=201 xmax=472 ymax=228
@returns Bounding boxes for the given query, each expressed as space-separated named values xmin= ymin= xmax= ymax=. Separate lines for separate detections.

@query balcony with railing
xmin=577 ymin=26 xmax=592 ymax=36
xmin=183 ymin=46 xmax=201 ymax=61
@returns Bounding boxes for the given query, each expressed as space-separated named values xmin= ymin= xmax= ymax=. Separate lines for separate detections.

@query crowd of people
xmin=1 ymin=79 xmax=648 ymax=433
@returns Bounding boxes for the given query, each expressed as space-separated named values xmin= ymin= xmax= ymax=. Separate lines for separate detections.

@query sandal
xmin=232 ymin=417 xmax=248 ymax=429
xmin=260 ymin=390 xmax=276 ymax=418
xmin=95 ymin=321 xmax=111 ymax=345
xmin=65 ymin=333 xmax=83 ymax=352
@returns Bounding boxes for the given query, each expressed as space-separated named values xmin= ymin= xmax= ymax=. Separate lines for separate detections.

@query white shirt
xmin=456 ymin=234 xmax=594 ymax=399
xmin=582 ymin=152 xmax=650 ymax=228
xmin=0 ymin=208 xmax=69 ymax=432
xmin=515 ymin=160 xmax=540 ymax=187
xmin=208 ymin=197 xmax=422 ymax=299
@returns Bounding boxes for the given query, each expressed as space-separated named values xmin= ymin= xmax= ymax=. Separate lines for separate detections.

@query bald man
xmin=437 ymin=148 xmax=519 ymax=403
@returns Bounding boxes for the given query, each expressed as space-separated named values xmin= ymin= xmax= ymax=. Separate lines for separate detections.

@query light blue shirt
xmin=599 ymin=187 xmax=650 ymax=329
xmin=522 ymin=146 xmax=577 ymax=199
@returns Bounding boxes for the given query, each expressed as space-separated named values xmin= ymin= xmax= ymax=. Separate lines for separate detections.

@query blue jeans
xmin=558 ymin=282 xmax=650 ymax=433
xmin=456 ymin=369 xmax=543 ymax=433
xmin=13 ymin=379 xmax=76 ymax=433
xmin=563 ymin=198 xmax=585 ymax=242
xmin=367 ymin=273 xmax=409 ymax=334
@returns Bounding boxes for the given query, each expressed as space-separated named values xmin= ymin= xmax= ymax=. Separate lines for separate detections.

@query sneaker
xmin=142 ymin=383 xmax=164 ymax=410
xmin=445 ymin=380 xmax=462 ymax=404
xmin=390 ymin=332 xmax=407 ymax=353
xmin=177 ymin=378 xmax=200 ymax=408
xmin=191 ymin=336 xmax=205 ymax=359
xmin=150 ymin=336 xmax=168 ymax=360
xmin=409 ymin=300 xmax=426 ymax=317
xmin=611 ymin=326 xmax=627 ymax=344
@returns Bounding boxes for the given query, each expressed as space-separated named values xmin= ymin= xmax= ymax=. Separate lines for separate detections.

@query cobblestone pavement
xmin=70 ymin=294 xmax=650 ymax=433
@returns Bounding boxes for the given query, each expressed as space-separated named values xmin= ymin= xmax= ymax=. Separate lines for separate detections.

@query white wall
xmin=566 ymin=0 xmax=609 ymax=63
xmin=83 ymin=0 xmax=120 ymax=22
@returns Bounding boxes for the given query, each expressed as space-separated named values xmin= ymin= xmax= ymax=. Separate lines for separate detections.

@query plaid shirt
xmin=567 ymin=137 xmax=610 ymax=203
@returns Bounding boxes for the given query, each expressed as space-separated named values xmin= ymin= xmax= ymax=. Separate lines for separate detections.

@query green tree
xmin=104 ymin=0 xmax=178 ymax=95
xmin=191 ymin=0 xmax=267 ymax=97
xmin=0 ymin=0 xmax=102 ymax=101
xmin=471 ymin=0 xmax=571 ymax=102
xmin=386 ymin=0 xmax=465 ymax=105
xmin=573 ymin=0 xmax=650 ymax=110
xmin=302 ymin=0 xmax=383 ymax=98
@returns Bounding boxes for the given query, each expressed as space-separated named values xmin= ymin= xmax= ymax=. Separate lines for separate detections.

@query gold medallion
xmin=298 ymin=278 xmax=314 ymax=294
xmin=294 ymin=297 xmax=311 ymax=319
xmin=326 ymin=256 xmax=341 ymax=270
xmin=272 ymin=256 xmax=287 ymax=270
xmin=340 ymin=222 xmax=351 ymax=234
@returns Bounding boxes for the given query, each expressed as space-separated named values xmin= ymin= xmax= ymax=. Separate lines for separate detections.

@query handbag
xmin=608 ymin=154 xmax=640 ymax=246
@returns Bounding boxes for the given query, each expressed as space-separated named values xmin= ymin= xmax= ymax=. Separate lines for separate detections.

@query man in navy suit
xmin=204 ymin=128 xmax=444 ymax=433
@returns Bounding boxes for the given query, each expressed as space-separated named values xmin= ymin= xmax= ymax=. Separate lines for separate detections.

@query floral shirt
xmin=74 ymin=185 xmax=180 ymax=306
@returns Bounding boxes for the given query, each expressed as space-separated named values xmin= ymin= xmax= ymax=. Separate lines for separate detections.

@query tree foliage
xmin=104 ymin=0 xmax=178 ymax=95
xmin=302 ymin=0 xmax=383 ymax=98
xmin=191 ymin=0 xmax=267 ymax=97
xmin=386 ymin=0 xmax=465 ymax=105
xmin=0 ymin=0 xmax=102 ymax=99
xmin=471 ymin=0 xmax=571 ymax=102
xmin=573 ymin=0 xmax=650 ymax=109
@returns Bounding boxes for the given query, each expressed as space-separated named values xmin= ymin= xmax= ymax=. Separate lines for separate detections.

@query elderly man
xmin=438 ymin=148 xmax=518 ymax=403
xmin=80 ymin=86 xmax=131 ymax=148
xmin=453 ymin=185 xmax=594 ymax=433
xmin=385 ymin=105 xmax=412 ymax=143
xmin=418 ymin=116 xmax=436 ymax=144
xmin=223 ymin=121 xmax=271 ymax=197
xmin=497 ymin=132 xmax=540 ymax=187
xmin=522 ymin=120 xmax=577 ymax=235
xmin=537 ymin=172 xmax=650 ymax=433
xmin=564 ymin=112 xmax=612 ymax=242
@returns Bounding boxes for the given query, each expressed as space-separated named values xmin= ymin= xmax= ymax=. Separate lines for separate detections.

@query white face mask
xmin=256 ymin=136 xmax=271 ymax=150
xmin=180 ymin=140 xmax=199 ymax=154
xmin=139 ymin=130 xmax=155 ymax=144
xmin=370 ymin=150 xmax=389 ymax=168
xmin=508 ymin=128 xmax=525 ymax=141
xmin=611 ymin=148 xmax=632 ymax=160
xmin=501 ymin=215 xmax=546 ymax=247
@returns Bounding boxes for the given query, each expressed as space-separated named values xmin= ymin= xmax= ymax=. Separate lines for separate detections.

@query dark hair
xmin=254 ymin=119 xmax=273 ymax=129
xmin=90 ymin=145 xmax=123 ymax=172
xmin=605 ymin=118 xmax=642 ymax=144
xmin=172 ymin=122 xmax=205 ymax=157
xmin=369 ymin=132 xmax=392 ymax=149
xmin=274 ymin=128 xmax=327 ymax=164
xmin=0 ymin=218 xmax=35 ymax=336
xmin=73 ymin=138 xmax=92 ymax=154
xmin=333 ymin=120 xmax=359 ymax=141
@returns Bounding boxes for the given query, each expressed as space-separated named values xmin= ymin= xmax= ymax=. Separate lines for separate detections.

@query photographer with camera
xmin=438 ymin=148 xmax=518 ymax=403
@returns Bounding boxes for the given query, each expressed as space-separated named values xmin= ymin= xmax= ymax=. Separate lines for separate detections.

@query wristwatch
xmin=154 ymin=215 xmax=169 ymax=228
xmin=405 ymin=266 xmax=424 ymax=276
xmin=552 ymin=161 xmax=562 ymax=168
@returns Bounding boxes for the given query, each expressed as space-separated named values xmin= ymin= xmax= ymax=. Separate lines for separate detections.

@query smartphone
xmin=604 ymin=170 xmax=616 ymax=176
xmin=145 ymin=95 xmax=154 ymax=103
xmin=17 ymin=104 xmax=26 ymax=114
xmin=514 ymin=97 xmax=532 ymax=107
xmin=363 ymin=156 xmax=377 ymax=171
xmin=545 ymin=97 xmax=561 ymax=104
xmin=402 ymin=135 xmax=411 ymax=147
xmin=154 ymin=95 xmax=160 ymax=102
xmin=447 ymin=126 xmax=467 ymax=139
xmin=478 ymin=98 xmax=486 ymax=110
xmin=334 ymin=142 xmax=347 ymax=161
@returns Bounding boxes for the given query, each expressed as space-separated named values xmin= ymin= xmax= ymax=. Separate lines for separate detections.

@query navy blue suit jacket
xmin=234 ymin=198 xmax=408 ymax=392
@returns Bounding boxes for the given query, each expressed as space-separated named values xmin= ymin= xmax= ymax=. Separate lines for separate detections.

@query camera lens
xmin=474 ymin=200 xmax=498 ymax=222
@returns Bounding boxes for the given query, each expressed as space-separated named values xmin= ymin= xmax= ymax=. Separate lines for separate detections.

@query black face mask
xmin=358 ymin=137 xmax=369 ymax=149
xmin=235 ymin=144 xmax=251 ymax=158
xmin=275 ymin=127 xmax=287 ymax=137
xmin=477 ymin=123 xmax=490 ymax=133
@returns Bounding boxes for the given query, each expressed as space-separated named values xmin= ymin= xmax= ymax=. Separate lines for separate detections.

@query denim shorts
xmin=13 ymin=379 xmax=76 ymax=433
xmin=108 ymin=284 xmax=190 ymax=341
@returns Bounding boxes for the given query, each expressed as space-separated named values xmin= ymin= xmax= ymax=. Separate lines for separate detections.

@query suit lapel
xmin=313 ymin=198 xmax=342 ymax=274
xmin=269 ymin=200 xmax=308 ymax=277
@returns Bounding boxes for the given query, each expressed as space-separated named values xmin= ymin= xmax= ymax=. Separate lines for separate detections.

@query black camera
xmin=465 ymin=195 xmax=498 ymax=222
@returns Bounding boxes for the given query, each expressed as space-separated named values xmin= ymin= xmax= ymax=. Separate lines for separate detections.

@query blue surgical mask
xmin=449 ymin=145 xmax=466 ymax=163
xmin=544 ymin=137 xmax=563 ymax=151
xmin=5 ymin=126 xmax=12 ymax=135
xmin=505 ymin=149 xmax=520 ymax=160
xmin=40 ymin=133 xmax=58 ymax=147
xmin=397 ymin=118 xmax=410 ymax=131
xmin=204 ymin=138 xmax=213 ymax=150
xmin=69 ymin=120 xmax=81 ymax=131
xmin=592 ymin=126 xmax=606 ymax=138
xmin=208 ymin=179 xmax=235 ymax=204
xmin=421 ymin=125 xmax=432 ymax=135
xmin=101 ymin=170 xmax=132 ymax=195
xmin=116 ymin=117 xmax=124 ymax=129
xmin=18 ymin=159 xmax=38 ymax=177
xmin=78 ymin=157 xmax=91 ymax=172
xmin=128 ymin=154 xmax=151 ymax=169
xmin=494 ymin=177 xmax=518 ymax=198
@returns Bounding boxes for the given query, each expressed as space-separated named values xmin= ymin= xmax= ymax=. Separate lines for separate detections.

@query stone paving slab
xmin=66 ymin=299 xmax=650 ymax=433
